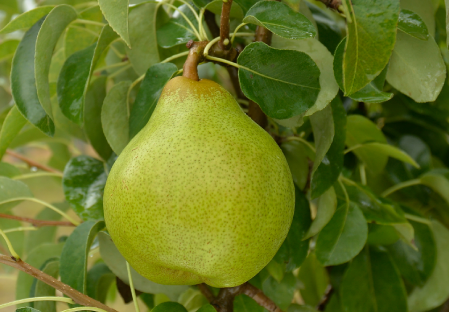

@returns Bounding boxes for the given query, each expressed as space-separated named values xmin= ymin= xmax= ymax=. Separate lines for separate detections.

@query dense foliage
xmin=1 ymin=0 xmax=449 ymax=311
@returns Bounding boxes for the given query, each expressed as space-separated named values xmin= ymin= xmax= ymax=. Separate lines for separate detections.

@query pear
xmin=104 ymin=76 xmax=295 ymax=287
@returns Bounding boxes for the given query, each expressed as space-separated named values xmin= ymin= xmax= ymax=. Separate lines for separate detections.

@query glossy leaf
xmin=98 ymin=232 xmax=188 ymax=299
xmin=84 ymin=76 xmax=113 ymax=161
xmin=62 ymin=156 xmax=107 ymax=221
xmin=86 ymin=262 xmax=115 ymax=303
xmin=101 ymin=81 xmax=131 ymax=155
xmin=35 ymin=5 xmax=77 ymax=119
xmin=0 ymin=39 xmax=19 ymax=61
xmin=316 ymin=202 xmax=367 ymax=266
xmin=152 ymin=302 xmax=188 ymax=312
xmin=129 ymin=63 xmax=179 ymax=138
xmin=60 ymin=220 xmax=105 ymax=294
xmin=342 ymin=0 xmax=400 ymax=95
xmin=408 ymin=221 xmax=449 ymax=311
xmin=305 ymin=187 xmax=337 ymax=239
xmin=238 ymin=42 xmax=320 ymax=119
xmin=11 ymin=17 xmax=54 ymax=136
xmin=401 ymin=0 xmax=435 ymax=35
xmin=349 ymin=142 xmax=419 ymax=168
xmin=0 ymin=106 xmax=27 ymax=160
xmin=297 ymin=253 xmax=329 ymax=306
xmin=262 ymin=273 xmax=296 ymax=311
xmin=310 ymin=104 xmax=334 ymax=173
xmin=386 ymin=31 xmax=445 ymax=103
xmin=0 ymin=6 xmax=54 ymax=34
xmin=0 ymin=177 xmax=33 ymax=212
xmin=340 ymin=247 xmax=407 ymax=312
xmin=243 ymin=1 xmax=316 ymax=39
xmin=157 ymin=5 xmax=199 ymax=48
xmin=398 ymin=9 xmax=429 ymax=40
xmin=98 ymin=0 xmax=130 ymax=47
xmin=307 ymin=2 xmax=342 ymax=53
xmin=312 ymin=97 xmax=346 ymax=198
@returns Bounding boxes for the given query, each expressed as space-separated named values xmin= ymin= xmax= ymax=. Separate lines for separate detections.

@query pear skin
xmin=104 ymin=76 xmax=295 ymax=287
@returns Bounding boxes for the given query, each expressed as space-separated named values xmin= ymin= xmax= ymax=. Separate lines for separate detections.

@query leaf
xmin=305 ymin=187 xmax=337 ymax=239
xmin=126 ymin=2 xmax=162 ymax=75
xmin=60 ymin=220 xmax=105 ymax=294
xmin=11 ymin=17 xmax=54 ymax=136
xmin=204 ymin=0 xmax=243 ymax=19
xmin=0 ymin=162 xmax=20 ymax=178
xmin=35 ymin=5 xmax=78 ymax=119
xmin=0 ymin=177 xmax=33 ymax=212
xmin=157 ymin=5 xmax=199 ymax=48
xmin=237 ymin=42 xmax=320 ymax=119
xmin=152 ymin=302 xmax=188 ymax=312
xmin=273 ymin=187 xmax=312 ymax=271
xmin=101 ymin=81 xmax=131 ymax=155
xmin=310 ymin=104 xmax=334 ymax=173
xmin=262 ymin=273 xmax=296 ymax=311
xmin=340 ymin=247 xmax=407 ymax=312
xmin=408 ymin=221 xmax=449 ymax=311
xmin=311 ymin=97 xmax=346 ymax=198
xmin=398 ymin=9 xmax=429 ymax=40
xmin=387 ymin=220 xmax=436 ymax=286
xmin=98 ymin=232 xmax=188 ymax=300
xmin=334 ymin=38 xmax=393 ymax=103
xmin=98 ymin=0 xmax=130 ymax=47
xmin=419 ymin=170 xmax=449 ymax=204
xmin=281 ymin=140 xmax=311 ymax=190
xmin=386 ymin=31 xmax=446 ymax=103
xmin=62 ymin=156 xmax=107 ymax=221
xmin=401 ymin=0 xmax=435 ymax=35
xmin=197 ymin=304 xmax=217 ymax=312
xmin=16 ymin=308 xmax=41 ymax=312
xmin=315 ymin=202 xmax=367 ymax=266
xmin=58 ymin=25 xmax=119 ymax=125
xmin=349 ymin=142 xmax=419 ymax=168
xmin=233 ymin=0 xmax=260 ymax=14
xmin=178 ymin=288 xmax=208 ymax=311
xmin=345 ymin=115 xmax=388 ymax=174
xmin=342 ymin=0 xmax=400 ymax=95
xmin=297 ymin=253 xmax=329 ymax=307
xmin=84 ymin=76 xmax=113 ymax=161
xmin=0 ymin=39 xmax=19 ymax=61
xmin=0 ymin=6 xmax=54 ymax=34
xmin=86 ymin=262 xmax=115 ymax=303
xmin=243 ymin=1 xmax=316 ymax=39
xmin=64 ymin=26 xmax=98 ymax=59
xmin=234 ymin=294 xmax=264 ymax=312
xmin=33 ymin=259 xmax=59 ymax=312
xmin=0 ymin=106 xmax=27 ymax=160
xmin=129 ymin=62 xmax=179 ymax=139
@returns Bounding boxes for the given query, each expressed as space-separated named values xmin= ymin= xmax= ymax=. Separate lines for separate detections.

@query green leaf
xmin=367 ymin=224 xmax=400 ymax=246
xmin=0 ymin=162 xmax=20 ymax=178
xmin=243 ymin=1 xmax=316 ymax=39
xmin=315 ymin=202 xmax=367 ymax=266
xmin=0 ymin=106 xmax=27 ymax=160
xmin=266 ymin=259 xmax=285 ymax=282
xmin=401 ymin=0 xmax=435 ymax=35
xmin=386 ymin=31 xmax=446 ymax=103
xmin=16 ymin=308 xmax=41 ymax=312
xmin=334 ymin=38 xmax=393 ymax=103
xmin=387 ymin=220 xmax=436 ymax=286
xmin=156 ymin=5 xmax=199 ymax=48
xmin=297 ymin=253 xmax=329 ymax=307
xmin=311 ymin=97 xmax=346 ymax=198
xmin=204 ymin=0 xmax=244 ymax=19
xmin=0 ymin=39 xmax=19 ymax=62
xmin=262 ymin=273 xmax=296 ymax=311
xmin=35 ymin=5 xmax=78 ymax=119
xmin=306 ymin=2 xmax=342 ymax=53
xmin=84 ymin=76 xmax=113 ymax=161
xmin=15 ymin=243 xmax=64 ymax=305
xmin=126 ymin=2 xmax=162 ymax=75
xmin=237 ymin=42 xmax=320 ymax=119
xmin=342 ymin=0 xmax=400 ymax=95
xmin=152 ymin=302 xmax=188 ymax=312
xmin=281 ymin=140 xmax=311 ymax=190
xmin=0 ymin=177 xmax=33 ymax=212
xmin=233 ymin=0 xmax=260 ymax=14
xmin=310 ymin=104 xmax=334 ymax=173
xmin=305 ymin=187 xmax=337 ymax=239
xmin=0 ymin=6 xmax=54 ymax=34
xmin=234 ymin=294 xmax=264 ymax=312
xmin=86 ymin=262 xmax=115 ymax=303
xmin=340 ymin=247 xmax=407 ymax=312
xmin=408 ymin=221 xmax=449 ymax=311
xmin=11 ymin=17 xmax=55 ymax=136
xmin=33 ymin=259 xmax=59 ymax=312
xmin=348 ymin=142 xmax=419 ymax=168
xmin=197 ymin=304 xmax=217 ymax=312
xmin=98 ymin=232 xmax=188 ymax=300
xmin=101 ymin=81 xmax=131 ymax=155
xmin=98 ymin=0 xmax=130 ymax=47
xmin=58 ymin=25 xmax=119 ymax=125
xmin=129 ymin=62 xmax=179 ymax=139
xmin=345 ymin=115 xmax=388 ymax=174
xmin=178 ymin=288 xmax=208 ymax=311
xmin=62 ymin=156 xmax=107 ymax=221
xmin=398 ymin=9 xmax=429 ymax=40
xmin=64 ymin=25 xmax=99 ymax=59
xmin=60 ymin=220 xmax=105 ymax=294
xmin=418 ymin=169 xmax=449 ymax=204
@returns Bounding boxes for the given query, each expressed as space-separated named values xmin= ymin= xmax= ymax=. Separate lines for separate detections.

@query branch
xmin=183 ymin=40 xmax=208 ymax=81
xmin=6 ymin=150 xmax=63 ymax=174
xmin=198 ymin=284 xmax=216 ymax=302
xmin=315 ymin=0 xmax=342 ymax=11
xmin=0 ymin=255 xmax=118 ymax=312
xmin=0 ymin=213 xmax=75 ymax=228
xmin=219 ymin=0 xmax=233 ymax=50
xmin=240 ymin=283 xmax=282 ymax=312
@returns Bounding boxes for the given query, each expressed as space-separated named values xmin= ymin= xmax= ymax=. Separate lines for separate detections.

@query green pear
xmin=104 ymin=76 xmax=295 ymax=287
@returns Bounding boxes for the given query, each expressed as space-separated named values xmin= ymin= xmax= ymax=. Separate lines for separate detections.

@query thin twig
xmin=6 ymin=150 xmax=62 ymax=174
xmin=198 ymin=283 xmax=216 ymax=302
xmin=0 ymin=213 xmax=75 ymax=228
xmin=219 ymin=0 xmax=233 ymax=50
xmin=0 ymin=255 xmax=118 ymax=312
xmin=240 ymin=283 xmax=282 ymax=312
xmin=315 ymin=0 xmax=342 ymax=10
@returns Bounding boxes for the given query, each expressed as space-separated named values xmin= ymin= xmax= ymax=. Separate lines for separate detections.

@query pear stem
xmin=183 ymin=41 xmax=208 ymax=81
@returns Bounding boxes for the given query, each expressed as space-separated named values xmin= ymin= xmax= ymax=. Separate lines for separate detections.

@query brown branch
xmin=183 ymin=41 xmax=208 ymax=81
xmin=0 ymin=213 xmax=75 ymax=228
xmin=6 ymin=150 xmax=62 ymax=174
xmin=315 ymin=0 xmax=342 ymax=11
xmin=240 ymin=283 xmax=282 ymax=312
xmin=198 ymin=283 xmax=216 ymax=302
xmin=219 ymin=0 xmax=233 ymax=50
xmin=0 ymin=255 xmax=118 ymax=312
